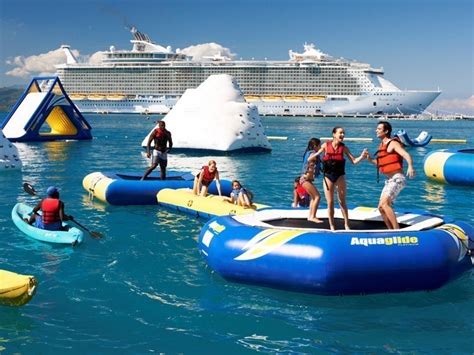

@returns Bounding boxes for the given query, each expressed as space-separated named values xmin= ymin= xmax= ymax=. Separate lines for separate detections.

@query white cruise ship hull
xmin=72 ymin=90 xmax=440 ymax=116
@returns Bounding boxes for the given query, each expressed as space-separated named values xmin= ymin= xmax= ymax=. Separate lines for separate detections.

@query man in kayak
xmin=367 ymin=121 xmax=415 ymax=229
xmin=142 ymin=120 xmax=173 ymax=180
xmin=26 ymin=186 xmax=70 ymax=231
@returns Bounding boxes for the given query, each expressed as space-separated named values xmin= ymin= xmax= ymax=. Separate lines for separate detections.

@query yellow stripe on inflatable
xmin=241 ymin=228 xmax=280 ymax=251
xmin=438 ymin=224 xmax=468 ymax=241
xmin=424 ymin=151 xmax=453 ymax=183
xmin=235 ymin=229 xmax=307 ymax=261
xmin=0 ymin=269 xmax=37 ymax=306
xmin=157 ymin=188 xmax=268 ymax=217
xmin=82 ymin=172 xmax=113 ymax=203
xmin=44 ymin=106 xmax=78 ymax=135
xmin=354 ymin=206 xmax=377 ymax=212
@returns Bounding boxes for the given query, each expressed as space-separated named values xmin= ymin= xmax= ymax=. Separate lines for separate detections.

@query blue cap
xmin=46 ymin=186 xmax=59 ymax=197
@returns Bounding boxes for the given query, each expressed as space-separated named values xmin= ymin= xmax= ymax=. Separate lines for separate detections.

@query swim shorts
xmin=152 ymin=150 xmax=167 ymax=164
xmin=381 ymin=173 xmax=406 ymax=202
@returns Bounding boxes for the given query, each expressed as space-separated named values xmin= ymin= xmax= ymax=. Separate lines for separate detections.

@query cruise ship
xmin=56 ymin=27 xmax=440 ymax=116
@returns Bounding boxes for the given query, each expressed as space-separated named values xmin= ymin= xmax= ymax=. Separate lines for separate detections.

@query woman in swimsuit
xmin=299 ymin=160 xmax=323 ymax=223
xmin=309 ymin=127 xmax=367 ymax=230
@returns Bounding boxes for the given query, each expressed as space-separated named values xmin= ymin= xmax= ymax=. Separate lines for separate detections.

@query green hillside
xmin=0 ymin=87 xmax=23 ymax=113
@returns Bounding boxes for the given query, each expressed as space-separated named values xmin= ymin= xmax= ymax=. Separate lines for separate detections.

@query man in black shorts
xmin=142 ymin=120 xmax=173 ymax=180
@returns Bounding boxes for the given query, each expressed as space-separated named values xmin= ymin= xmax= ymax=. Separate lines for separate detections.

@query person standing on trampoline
xmin=309 ymin=126 xmax=367 ymax=230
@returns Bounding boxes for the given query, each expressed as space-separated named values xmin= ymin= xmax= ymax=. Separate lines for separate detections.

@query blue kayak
xmin=12 ymin=203 xmax=84 ymax=245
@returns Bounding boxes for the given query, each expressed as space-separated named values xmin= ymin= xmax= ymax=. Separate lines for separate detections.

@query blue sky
xmin=0 ymin=0 xmax=472 ymax=114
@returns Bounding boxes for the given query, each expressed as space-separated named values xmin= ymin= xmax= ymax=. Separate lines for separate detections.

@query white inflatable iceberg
xmin=0 ymin=129 xmax=22 ymax=170
xmin=141 ymin=74 xmax=271 ymax=152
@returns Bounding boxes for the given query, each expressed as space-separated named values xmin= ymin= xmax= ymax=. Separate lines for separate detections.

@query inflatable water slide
xmin=1 ymin=77 xmax=92 ymax=142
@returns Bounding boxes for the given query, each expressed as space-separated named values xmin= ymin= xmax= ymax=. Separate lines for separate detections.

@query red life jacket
xmin=322 ymin=140 xmax=346 ymax=175
xmin=154 ymin=128 xmax=166 ymax=138
xmin=201 ymin=165 xmax=217 ymax=183
xmin=322 ymin=140 xmax=345 ymax=162
xmin=376 ymin=138 xmax=403 ymax=174
xmin=41 ymin=198 xmax=60 ymax=224
xmin=296 ymin=183 xmax=308 ymax=198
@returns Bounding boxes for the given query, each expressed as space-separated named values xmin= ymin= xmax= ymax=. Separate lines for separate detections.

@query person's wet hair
xmin=378 ymin=121 xmax=392 ymax=136
xmin=306 ymin=137 xmax=320 ymax=151
xmin=332 ymin=126 xmax=343 ymax=134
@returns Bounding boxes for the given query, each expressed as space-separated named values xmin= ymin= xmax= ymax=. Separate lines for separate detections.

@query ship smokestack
xmin=61 ymin=45 xmax=78 ymax=64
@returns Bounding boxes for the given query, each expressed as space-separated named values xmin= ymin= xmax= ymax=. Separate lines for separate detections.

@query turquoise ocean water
xmin=0 ymin=114 xmax=473 ymax=353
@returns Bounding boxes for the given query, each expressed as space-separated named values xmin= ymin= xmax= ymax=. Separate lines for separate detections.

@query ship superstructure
xmin=56 ymin=27 xmax=440 ymax=115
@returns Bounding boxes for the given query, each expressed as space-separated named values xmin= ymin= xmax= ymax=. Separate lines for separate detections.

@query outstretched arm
xmin=215 ymin=171 xmax=222 ymax=196
xmin=32 ymin=200 xmax=42 ymax=215
xmin=292 ymin=189 xmax=299 ymax=207
xmin=193 ymin=169 xmax=205 ymax=195
xmin=367 ymin=153 xmax=377 ymax=165
xmin=307 ymin=144 xmax=326 ymax=162
xmin=344 ymin=146 xmax=368 ymax=164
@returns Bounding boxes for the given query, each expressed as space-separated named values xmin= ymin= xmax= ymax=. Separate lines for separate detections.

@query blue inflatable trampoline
xmin=424 ymin=148 xmax=474 ymax=186
xmin=83 ymin=171 xmax=232 ymax=205
xmin=199 ymin=207 xmax=473 ymax=295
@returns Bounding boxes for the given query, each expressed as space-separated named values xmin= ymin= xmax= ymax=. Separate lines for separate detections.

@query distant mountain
xmin=0 ymin=87 xmax=23 ymax=113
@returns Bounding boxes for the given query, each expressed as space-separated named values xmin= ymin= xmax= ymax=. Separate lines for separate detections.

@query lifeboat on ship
xmin=284 ymin=96 xmax=304 ymax=101
xmin=244 ymin=95 xmax=260 ymax=101
xmin=87 ymin=94 xmax=106 ymax=101
xmin=305 ymin=95 xmax=326 ymax=102
xmin=69 ymin=94 xmax=85 ymax=100
xmin=262 ymin=96 xmax=282 ymax=102
xmin=198 ymin=206 xmax=474 ymax=295
xmin=106 ymin=94 xmax=127 ymax=101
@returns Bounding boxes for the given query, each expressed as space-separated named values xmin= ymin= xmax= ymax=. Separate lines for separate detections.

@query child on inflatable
xmin=193 ymin=160 xmax=222 ymax=197
xmin=224 ymin=180 xmax=254 ymax=208
xmin=292 ymin=177 xmax=310 ymax=208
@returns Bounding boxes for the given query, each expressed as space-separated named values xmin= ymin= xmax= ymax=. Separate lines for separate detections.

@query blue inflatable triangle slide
xmin=1 ymin=76 xmax=92 ymax=142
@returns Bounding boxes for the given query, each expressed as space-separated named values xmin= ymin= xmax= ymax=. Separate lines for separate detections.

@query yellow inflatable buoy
xmin=0 ymin=269 xmax=37 ymax=306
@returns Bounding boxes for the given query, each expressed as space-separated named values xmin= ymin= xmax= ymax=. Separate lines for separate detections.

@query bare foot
xmin=329 ymin=225 xmax=336 ymax=231
xmin=344 ymin=225 xmax=351 ymax=230
xmin=308 ymin=218 xmax=323 ymax=223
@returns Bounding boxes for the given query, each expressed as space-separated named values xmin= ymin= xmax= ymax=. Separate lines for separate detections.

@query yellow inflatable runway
xmin=157 ymin=188 xmax=268 ymax=219
xmin=0 ymin=269 xmax=37 ymax=306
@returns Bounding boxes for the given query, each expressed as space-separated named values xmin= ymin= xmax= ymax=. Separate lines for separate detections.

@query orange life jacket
xmin=41 ymin=198 xmax=60 ymax=224
xmin=376 ymin=138 xmax=403 ymax=174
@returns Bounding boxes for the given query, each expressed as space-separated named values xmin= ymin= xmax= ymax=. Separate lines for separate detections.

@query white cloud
xmin=430 ymin=95 xmax=474 ymax=116
xmin=5 ymin=47 xmax=103 ymax=78
xmin=5 ymin=43 xmax=234 ymax=78
xmin=5 ymin=48 xmax=79 ymax=78
xmin=179 ymin=43 xmax=235 ymax=60
xmin=87 ymin=51 xmax=107 ymax=64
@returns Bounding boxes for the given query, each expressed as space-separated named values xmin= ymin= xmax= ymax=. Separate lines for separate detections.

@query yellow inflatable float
xmin=157 ymin=188 xmax=268 ymax=219
xmin=0 ymin=269 xmax=37 ymax=306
